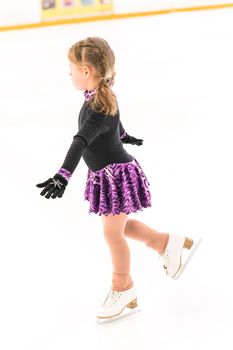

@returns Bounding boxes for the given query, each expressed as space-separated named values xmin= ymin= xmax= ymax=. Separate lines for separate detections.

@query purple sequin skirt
xmin=84 ymin=157 xmax=152 ymax=216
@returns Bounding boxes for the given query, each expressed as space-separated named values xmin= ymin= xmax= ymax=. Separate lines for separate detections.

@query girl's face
xmin=69 ymin=60 xmax=98 ymax=91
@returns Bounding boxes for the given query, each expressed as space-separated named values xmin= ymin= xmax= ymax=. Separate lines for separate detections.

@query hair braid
xmin=68 ymin=37 xmax=118 ymax=116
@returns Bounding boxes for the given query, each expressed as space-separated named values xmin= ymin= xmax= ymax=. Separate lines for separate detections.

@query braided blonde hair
xmin=68 ymin=37 xmax=118 ymax=117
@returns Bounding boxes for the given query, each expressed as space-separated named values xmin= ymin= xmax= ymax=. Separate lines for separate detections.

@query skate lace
xmin=102 ymin=289 xmax=122 ymax=308
xmin=159 ymin=250 xmax=169 ymax=270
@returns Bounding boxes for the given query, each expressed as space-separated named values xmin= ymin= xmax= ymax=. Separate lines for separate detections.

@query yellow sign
xmin=41 ymin=0 xmax=113 ymax=20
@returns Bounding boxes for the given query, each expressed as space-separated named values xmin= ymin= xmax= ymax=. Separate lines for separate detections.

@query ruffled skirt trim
xmin=84 ymin=157 xmax=152 ymax=216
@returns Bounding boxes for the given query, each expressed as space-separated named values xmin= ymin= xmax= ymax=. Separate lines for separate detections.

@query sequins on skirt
xmin=84 ymin=157 xmax=152 ymax=216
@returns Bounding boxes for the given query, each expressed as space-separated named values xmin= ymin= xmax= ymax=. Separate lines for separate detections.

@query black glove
xmin=36 ymin=173 xmax=68 ymax=199
xmin=121 ymin=134 xmax=143 ymax=146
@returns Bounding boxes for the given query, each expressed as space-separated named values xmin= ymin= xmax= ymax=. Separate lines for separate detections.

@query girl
xmin=36 ymin=37 xmax=202 ymax=320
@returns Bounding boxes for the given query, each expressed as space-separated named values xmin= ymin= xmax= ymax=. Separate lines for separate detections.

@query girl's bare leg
xmin=101 ymin=212 xmax=134 ymax=292
xmin=124 ymin=219 xmax=169 ymax=254
xmin=101 ymin=214 xmax=169 ymax=291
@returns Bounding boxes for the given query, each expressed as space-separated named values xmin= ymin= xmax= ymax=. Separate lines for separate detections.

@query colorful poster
xmin=62 ymin=0 xmax=76 ymax=7
xmin=41 ymin=0 xmax=113 ymax=20
xmin=42 ymin=0 xmax=56 ymax=9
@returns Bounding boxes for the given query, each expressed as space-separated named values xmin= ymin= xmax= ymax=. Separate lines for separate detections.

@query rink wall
xmin=0 ymin=0 xmax=233 ymax=31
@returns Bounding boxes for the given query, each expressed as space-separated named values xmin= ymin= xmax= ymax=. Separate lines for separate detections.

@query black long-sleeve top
xmin=60 ymin=100 xmax=134 ymax=173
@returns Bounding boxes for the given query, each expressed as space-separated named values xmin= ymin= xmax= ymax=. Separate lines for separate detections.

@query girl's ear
xmin=84 ymin=64 xmax=99 ymax=80
xmin=83 ymin=65 xmax=92 ymax=77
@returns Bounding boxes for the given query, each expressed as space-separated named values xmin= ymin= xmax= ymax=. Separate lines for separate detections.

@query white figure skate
xmin=96 ymin=285 xmax=141 ymax=324
xmin=160 ymin=234 xmax=202 ymax=279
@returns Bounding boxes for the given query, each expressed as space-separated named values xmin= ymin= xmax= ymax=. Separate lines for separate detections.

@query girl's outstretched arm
xmin=119 ymin=120 xmax=128 ymax=140
xmin=119 ymin=120 xmax=143 ymax=146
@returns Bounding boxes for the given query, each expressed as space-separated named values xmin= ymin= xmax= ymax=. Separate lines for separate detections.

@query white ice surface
xmin=0 ymin=8 xmax=233 ymax=350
